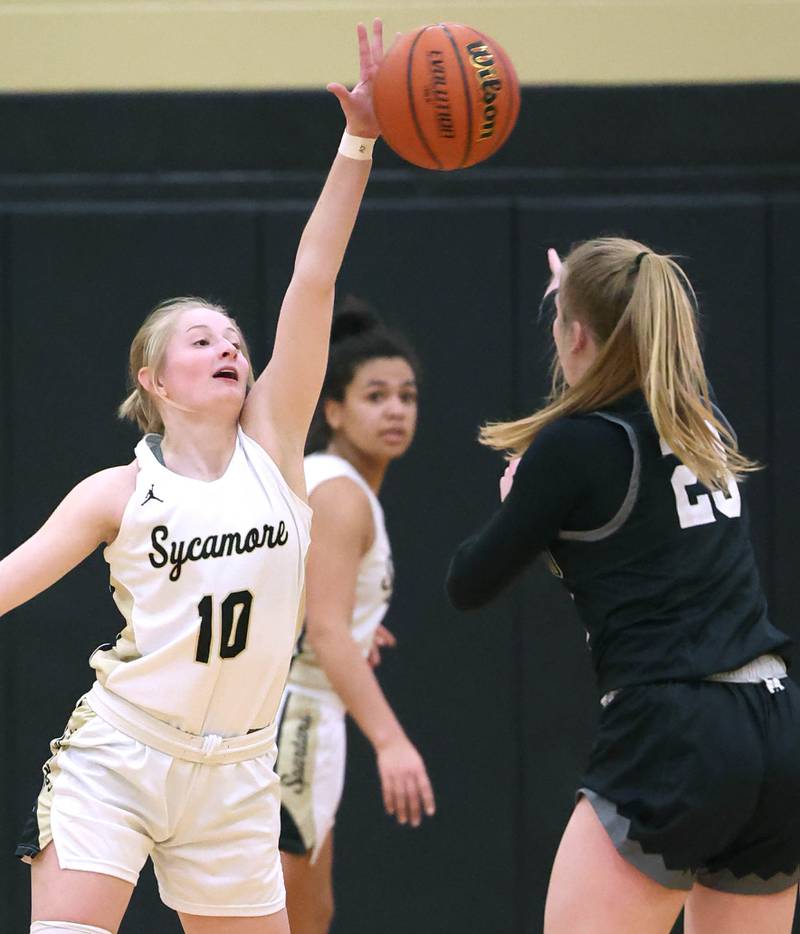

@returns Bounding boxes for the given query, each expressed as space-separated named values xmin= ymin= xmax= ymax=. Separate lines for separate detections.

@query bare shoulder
xmin=79 ymin=461 xmax=138 ymax=498
xmin=311 ymin=475 xmax=371 ymax=514
xmin=72 ymin=461 xmax=139 ymax=542
xmin=310 ymin=476 xmax=373 ymax=550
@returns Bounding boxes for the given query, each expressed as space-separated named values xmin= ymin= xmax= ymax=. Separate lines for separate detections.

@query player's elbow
xmin=291 ymin=257 xmax=338 ymax=298
xmin=445 ymin=565 xmax=485 ymax=612
xmin=305 ymin=617 xmax=351 ymax=652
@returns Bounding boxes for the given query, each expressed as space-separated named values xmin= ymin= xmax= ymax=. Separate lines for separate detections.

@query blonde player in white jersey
xmin=275 ymin=302 xmax=435 ymax=934
xmin=2 ymin=21 xmax=387 ymax=934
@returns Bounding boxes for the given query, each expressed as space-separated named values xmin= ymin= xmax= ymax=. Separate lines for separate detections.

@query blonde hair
xmin=481 ymin=237 xmax=758 ymax=490
xmin=118 ymin=296 xmax=255 ymax=434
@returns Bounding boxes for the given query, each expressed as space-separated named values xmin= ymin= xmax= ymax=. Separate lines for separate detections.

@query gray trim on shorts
xmin=579 ymin=787 xmax=800 ymax=895
xmin=557 ymin=414 xmax=640 ymax=542
xmin=697 ymin=865 xmax=800 ymax=896
xmin=579 ymin=787 xmax=694 ymax=891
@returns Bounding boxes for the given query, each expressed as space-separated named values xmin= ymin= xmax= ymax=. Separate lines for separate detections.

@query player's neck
xmin=326 ymin=439 xmax=387 ymax=494
xmin=160 ymin=416 xmax=239 ymax=482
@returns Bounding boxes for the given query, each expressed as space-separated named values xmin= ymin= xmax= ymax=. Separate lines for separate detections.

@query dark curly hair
xmin=306 ymin=296 xmax=421 ymax=454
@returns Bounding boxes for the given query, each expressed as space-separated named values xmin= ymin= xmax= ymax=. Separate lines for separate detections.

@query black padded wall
xmin=771 ymin=199 xmax=800 ymax=639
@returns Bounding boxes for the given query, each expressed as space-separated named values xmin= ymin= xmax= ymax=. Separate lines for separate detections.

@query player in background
xmin=447 ymin=240 xmax=800 ymax=934
xmin=5 ymin=20 xmax=385 ymax=934
xmin=277 ymin=302 xmax=435 ymax=934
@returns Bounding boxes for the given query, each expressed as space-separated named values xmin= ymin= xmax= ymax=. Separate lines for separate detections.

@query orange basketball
xmin=373 ymin=23 xmax=520 ymax=171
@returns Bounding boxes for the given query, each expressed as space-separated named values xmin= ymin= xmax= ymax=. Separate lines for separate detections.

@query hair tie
xmin=633 ymin=251 xmax=649 ymax=271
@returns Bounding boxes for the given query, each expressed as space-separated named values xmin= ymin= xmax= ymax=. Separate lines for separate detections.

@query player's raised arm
xmin=241 ymin=20 xmax=383 ymax=473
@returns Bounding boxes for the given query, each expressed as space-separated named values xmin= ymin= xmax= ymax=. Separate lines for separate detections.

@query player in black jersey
xmin=447 ymin=239 xmax=800 ymax=933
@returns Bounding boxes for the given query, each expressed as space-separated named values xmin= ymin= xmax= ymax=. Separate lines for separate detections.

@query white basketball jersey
xmin=92 ymin=428 xmax=312 ymax=737
xmin=288 ymin=452 xmax=393 ymax=693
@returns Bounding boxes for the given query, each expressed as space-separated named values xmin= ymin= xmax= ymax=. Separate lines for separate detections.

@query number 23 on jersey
xmin=659 ymin=436 xmax=741 ymax=529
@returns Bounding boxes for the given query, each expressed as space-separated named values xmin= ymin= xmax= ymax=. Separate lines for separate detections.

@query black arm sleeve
xmin=445 ymin=416 xmax=632 ymax=610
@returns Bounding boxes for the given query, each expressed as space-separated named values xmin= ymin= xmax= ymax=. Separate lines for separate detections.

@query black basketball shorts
xmin=579 ymin=677 xmax=800 ymax=894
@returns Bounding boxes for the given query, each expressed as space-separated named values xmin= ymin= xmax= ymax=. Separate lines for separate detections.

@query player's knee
xmin=31 ymin=922 xmax=112 ymax=934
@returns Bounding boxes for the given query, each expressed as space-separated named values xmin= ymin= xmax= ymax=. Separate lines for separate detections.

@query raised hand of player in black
xmin=545 ymin=246 xmax=562 ymax=297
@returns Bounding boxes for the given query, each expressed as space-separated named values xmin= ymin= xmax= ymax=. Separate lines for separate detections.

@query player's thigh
xmin=282 ymin=833 xmax=334 ymax=910
xmin=684 ymin=882 xmax=798 ymax=934
xmin=178 ymin=909 xmax=290 ymax=934
xmin=30 ymin=841 xmax=134 ymax=932
xmin=544 ymin=797 xmax=686 ymax=934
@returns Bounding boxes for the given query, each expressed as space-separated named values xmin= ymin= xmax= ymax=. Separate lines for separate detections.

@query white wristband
xmin=338 ymin=131 xmax=375 ymax=160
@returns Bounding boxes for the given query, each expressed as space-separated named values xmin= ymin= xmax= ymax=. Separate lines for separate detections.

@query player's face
xmin=158 ymin=307 xmax=250 ymax=416
xmin=328 ymin=357 xmax=418 ymax=462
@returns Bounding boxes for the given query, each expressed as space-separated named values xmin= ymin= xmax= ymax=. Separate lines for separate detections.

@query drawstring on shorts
xmin=600 ymin=653 xmax=788 ymax=708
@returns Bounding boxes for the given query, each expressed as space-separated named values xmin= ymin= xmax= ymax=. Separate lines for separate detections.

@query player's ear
xmin=571 ymin=320 xmax=592 ymax=355
xmin=138 ymin=366 xmax=161 ymax=394
xmin=324 ymin=398 xmax=343 ymax=432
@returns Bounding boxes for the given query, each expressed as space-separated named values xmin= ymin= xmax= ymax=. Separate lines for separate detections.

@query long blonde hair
xmin=481 ymin=238 xmax=758 ymax=490
xmin=118 ymin=296 xmax=255 ymax=434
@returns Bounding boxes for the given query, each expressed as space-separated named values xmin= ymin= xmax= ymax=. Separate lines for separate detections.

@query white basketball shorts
xmin=276 ymin=685 xmax=346 ymax=863
xmin=16 ymin=685 xmax=284 ymax=917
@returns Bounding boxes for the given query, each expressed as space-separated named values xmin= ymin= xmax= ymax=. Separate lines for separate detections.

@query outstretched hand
xmin=327 ymin=19 xmax=383 ymax=139
xmin=500 ymin=457 xmax=520 ymax=502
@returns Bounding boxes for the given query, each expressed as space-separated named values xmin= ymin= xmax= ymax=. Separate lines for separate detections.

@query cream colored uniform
xmin=17 ymin=429 xmax=311 ymax=917
xmin=276 ymin=452 xmax=393 ymax=862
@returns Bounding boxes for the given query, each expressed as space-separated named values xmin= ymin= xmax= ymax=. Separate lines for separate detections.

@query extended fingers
xmin=326 ymin=82 xmax=349 ymax=103
xmin=400 ymin=770 xmax=435 ymax=827
xmin=357 ymin=22 xmax=372 ymax=84
xmin=392 ymin=774 xmax=409 ymax=825
xmin=394 ymin=770 xmax=436 ymax=828
xmin=381 ymin=771 xmax=397 ymax=818
xmin=371 ymin=18 xmax=384 ymax=67
xmin=418 ymin=769 xmax=436 ymax=818
xmin=375 ymin=625 xmax=397 ymax=648
xmin=405 ymin=776 xmax=422 ymax=827
xmin=547 ymin=246 xmax=562 ymax=276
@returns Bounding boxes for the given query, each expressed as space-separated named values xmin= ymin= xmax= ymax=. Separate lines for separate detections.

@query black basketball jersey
xmin=547 ymin=393 xmax=790 ymax=694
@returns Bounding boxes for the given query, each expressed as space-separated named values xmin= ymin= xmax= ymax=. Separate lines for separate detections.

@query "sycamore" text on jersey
xmin=148 ymin=522 xmax=289 ymax=582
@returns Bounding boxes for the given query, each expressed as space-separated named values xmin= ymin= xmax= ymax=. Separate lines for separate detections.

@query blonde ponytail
xmin=480 ymin=238 xmax=758 ymax=491
xmin=118 ymin=383 xmax=164 ymax=434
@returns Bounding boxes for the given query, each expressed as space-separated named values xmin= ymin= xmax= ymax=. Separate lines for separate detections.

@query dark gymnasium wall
xmin=0 ymin=84 xmax=799 ymax=933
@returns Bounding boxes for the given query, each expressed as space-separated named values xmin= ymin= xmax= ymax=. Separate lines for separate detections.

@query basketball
xmin=373 ymin=23 xmax=520 ymax=171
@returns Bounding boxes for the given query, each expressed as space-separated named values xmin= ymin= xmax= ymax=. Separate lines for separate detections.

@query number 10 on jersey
xmin=195 ymin=590 xmax=253 ymax=663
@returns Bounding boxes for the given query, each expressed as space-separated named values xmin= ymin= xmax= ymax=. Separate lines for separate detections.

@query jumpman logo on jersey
xmin=141 ymin=485 xmax=164 ymax=506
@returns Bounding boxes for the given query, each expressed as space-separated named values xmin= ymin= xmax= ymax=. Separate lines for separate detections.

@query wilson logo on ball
xmin=374 ymin=22 xmax=520 ymax=171
xmin=466 ymin=41 xmax=503 ymax=142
